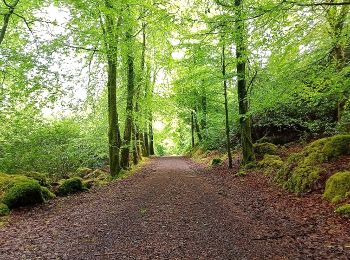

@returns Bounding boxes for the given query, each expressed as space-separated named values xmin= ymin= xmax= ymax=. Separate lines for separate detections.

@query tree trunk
xmin=235 ymin=0 xmax=255 ymax=165
xmin=149 ymin=113 xmax=155 ymax=155
xmin=191 ymin=111 xmax=195 ymax=148
xmin=132 ymin=123 xmax=138 ymax=166
xmin=222 ymin=45 xmax=233 ymax=169
xmin=101 ymin=1 xmax=122 ymax=176
xmin=194 ymin=110 xmax=203 ymax=143
xmin=201 ymin=95 xmax=207 ymax=139
xmin=120 ymin=30 xmax=135 ymax=169
xmin=0 ymin=0 xmax=19 ymax=45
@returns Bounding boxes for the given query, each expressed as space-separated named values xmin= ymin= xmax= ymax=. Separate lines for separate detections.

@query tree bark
xmin=101 ymin=1 xmax=122 ymax=176
xmin=149 ymin=113 xmax=155 ymax=155
xmin=234 ymin=0 xmax=255 ymax=165
xmin=191 ymin=111 xmax=195 ymax=148
xmin=222 ymin=45 xmax=233 ymax=169
xmin=120 ymin=29 xmax=135 ymax=169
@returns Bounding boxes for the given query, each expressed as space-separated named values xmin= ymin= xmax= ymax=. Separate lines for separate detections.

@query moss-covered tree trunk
xmin=191 ymin=111 xmax=195 ymax=148
xmin=234 ymin=0 xmax=255 ymax=165
xmin=149 ymin=113 xmax=155 ymax=155
xmin=120 ymin=29 xmax=135 ymax=169
xmin=222 ymin=44 xmax=233 ymax=169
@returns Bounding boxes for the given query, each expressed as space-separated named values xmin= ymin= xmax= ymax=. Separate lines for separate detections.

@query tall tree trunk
xmin=222 ymin=45 xmax=233 ymax=169
xmin=135 ymin=22 xmax=147 ymax=158
xmin=201 ymin=95 xmax=207 ymax=138
xmin=120 ymin=29 xmax=135 ymax=169
xmin=101 ymin=1 xmax=122 ymax=176
xmin=149 ymin=113 xmax=155 ymax=155
xmin=132 ymin=123 xmax=138 ymax=165
xmin=194 ymin=109 xmax=203 ymax=142
xmin=191 ymin=111 xmax=195 ymax=148
xmin=235 ymin=0 xmax=255 ymax=165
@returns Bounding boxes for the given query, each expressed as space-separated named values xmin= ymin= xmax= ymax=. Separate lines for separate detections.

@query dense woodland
xmin=0 ymin=0 xmax=350 ymax=218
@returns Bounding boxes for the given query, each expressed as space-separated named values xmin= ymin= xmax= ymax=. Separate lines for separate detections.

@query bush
xmin=2 ymin=181 xmax=44 ymax=209
xmin=0 ymin=203 xmax=10 ymax=216
xmin=212 ymin=158 xmax=222 ymax=166
xmin=57 ymin=177 xmax=84 ymax=196
xmin=335 ymin=204 xmax=350 ymax=217
xmin=323 ymin=172 xmax=350 ymax=204
xmin=276 ymin=135 xmax=350 ymax=193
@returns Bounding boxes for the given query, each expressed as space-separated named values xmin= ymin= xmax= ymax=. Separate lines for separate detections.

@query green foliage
xmin=276 ymin=135 xmax=350 ymax=193
xmin=2 ymin=180 xmax=44 ymax=209
xmin=258 ymin=155 xmax=283 ymax=175
xmin=0 ymin=203 xmax=10 ymax=217
xmin=324 ymin=172 xmax=350 ymax=204
xmin=57 ymin=177 xmax=84 ymax=196
xmin=212 ymin=158 xmax=222 ymax=166
xmin=335 ymin=204 xmax=350 ymax=217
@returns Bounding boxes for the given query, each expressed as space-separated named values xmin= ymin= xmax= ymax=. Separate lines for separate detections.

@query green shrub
xmin=254 ymin=142 xmax=278 ymax=157
xmin=335 ymin=204 xmax=350 ymax=216
xmin=323 ymin=172 xmax=350 ymax=204
xmin=212 ymin=158 xmax=222 ymax=166
xmin=0 ymin=203 xmax=10 ymax=216
xmin=276 ymin=135 xmax=350 ymax=193
xmin=258 ymin=155 xmax=283 ymax=175
xmin=2 ymin=181 xmax=44 ymax=209
xmin=57 ymin=177 xmax=84 ymax=196
xmin=41 ymin=187 xmax=56 ymax=201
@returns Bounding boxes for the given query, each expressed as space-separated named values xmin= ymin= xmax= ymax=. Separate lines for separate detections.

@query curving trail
xmin=0 ymin=157 xmax=349 ymax=259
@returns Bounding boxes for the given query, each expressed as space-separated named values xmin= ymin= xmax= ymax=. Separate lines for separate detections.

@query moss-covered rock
xmin=41 ymin=187 xmax=56 ymax=201
xmin=57 ymin=177 xmax=84 ymax=196
xmin=212 ymin=158 xmax=222 ymax=166
xmin=19 ymin=172 xmax=49 ymax=187
xmin=276 ymin=135 xmax=350 ymax=194
xmin=335 ymin=204 xmax=350 ymax=217
xmin=258 ymin=155 xmax=283 ymax=175
xmin=73 ymin=167 xmax=93 ymax=178
xmin=323 ymin=171 xmax=350 ymax=204
xmin=2 ymin=181 xmax=44 ymax=209
xmin=254 ymin=142 xmax=278 ymax=158
xmin=0 ymin=203 xmax=10 ymax=216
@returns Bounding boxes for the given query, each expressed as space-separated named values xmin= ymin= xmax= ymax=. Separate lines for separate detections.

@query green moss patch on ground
xmin=276 ymin=135 xmax=350 ymax=194
xmin=323 ymin=171 xmax=350 ymax=204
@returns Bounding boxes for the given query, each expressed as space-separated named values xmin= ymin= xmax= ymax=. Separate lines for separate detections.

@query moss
xmin=0 ymin=203 xmax=10 ymax=216
xmin=212 ymin=158 xmax=222 ymax=166
xmin=276 ymin=135 xmax=350 ymax=194
xmin=335 ymin=204 xmax=350 ymax=217
xmin=73 ymin=167 xmax=93 ymax=178
xmin=323 ymin=171 xmax=350 ymax=203
xmin=82 ymin=180 xmax=94 ymax=189
xmin=19 ymin=172 xmax=48 ymax=187
xmin=258 ymin=155 xmax=283 ymax=175
xmin=254 ymin=142 xmax=278 ymax=157
xmin=57 ymin=177 xmax=84 ymax=196
xmin=41 ymin=187 xmax=56 ymax=201
xmin=2 ymin=181 xmax=44 ymax=209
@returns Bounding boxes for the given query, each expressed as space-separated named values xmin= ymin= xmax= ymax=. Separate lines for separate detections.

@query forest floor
xmin=0 ymin=157 xmax=349 ymax=259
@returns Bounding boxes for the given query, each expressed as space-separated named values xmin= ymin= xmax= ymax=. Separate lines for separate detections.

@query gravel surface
xmin=0 ymin=156 xmax=349 ymax=259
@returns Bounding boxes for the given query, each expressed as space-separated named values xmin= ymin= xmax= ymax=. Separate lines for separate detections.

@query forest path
xmin=0 ymin=157 xmax=349 ymax=259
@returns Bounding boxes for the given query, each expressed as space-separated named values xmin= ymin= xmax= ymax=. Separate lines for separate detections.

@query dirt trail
xmin=0 ymin=157 xmax=349 ymax=259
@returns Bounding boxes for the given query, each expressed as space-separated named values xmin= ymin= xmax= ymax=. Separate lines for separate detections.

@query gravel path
xmin=0 ymin=157 xmax=349 ymax=259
